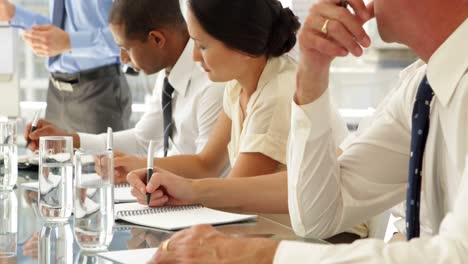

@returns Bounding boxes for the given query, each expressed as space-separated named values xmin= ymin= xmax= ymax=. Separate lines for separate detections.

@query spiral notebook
xmin=114 ymin=202 xmax=256 ymax=231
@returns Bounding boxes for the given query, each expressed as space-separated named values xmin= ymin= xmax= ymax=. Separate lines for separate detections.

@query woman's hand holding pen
xmin=0 ymin=0 xmax=15 ymax=22
xmin=296 ymin=0 xmax=374 ymax=105
xmin=127 ymin=167 xmax=196 ymax=207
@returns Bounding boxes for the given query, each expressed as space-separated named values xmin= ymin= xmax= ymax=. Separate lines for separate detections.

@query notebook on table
xmin=115 ymin=202 xmax=257 ymax=231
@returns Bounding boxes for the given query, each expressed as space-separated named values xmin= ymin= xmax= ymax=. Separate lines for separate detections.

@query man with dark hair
xmin=25 ymin=0 xmax=224 ymax=183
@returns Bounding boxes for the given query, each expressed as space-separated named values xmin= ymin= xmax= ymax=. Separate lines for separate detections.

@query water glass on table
xmin=0 ymin=120 xmax=17 ymax=190
xmin=38 ymin=136 xmax=74 ymax=222
xmin=0 ymin=191 xmax=17 ymax=260
xmin=74 ymin=150 xmax=114 ymax=252
xmin=39 ymin=222 xmax=73 ymax=263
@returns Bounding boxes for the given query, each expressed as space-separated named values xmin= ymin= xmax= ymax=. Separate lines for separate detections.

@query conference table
xmin=3 ymin=167 xmax=327 ymax=264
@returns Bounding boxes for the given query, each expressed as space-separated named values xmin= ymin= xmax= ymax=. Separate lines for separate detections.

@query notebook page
xmin=115 ymin=203 xmax=256 ymax=230
xmin=114 ymin=184 xmax=137 ymax=203
xmin=98 ymin=248 xmax=157 ymax=264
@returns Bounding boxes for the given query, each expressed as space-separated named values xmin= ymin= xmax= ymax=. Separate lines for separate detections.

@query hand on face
xmin=127 ymin=167 xmax=195 ymax=207
xmin=299 ymin=0 xmax=375 ymax=69
xmin=22 ymin=25 xmax=71 ymax=57
xmin=150 ymin=225 xmax=280 ymax=264
xmin=24 ymin=119 xmax=73 ymax=151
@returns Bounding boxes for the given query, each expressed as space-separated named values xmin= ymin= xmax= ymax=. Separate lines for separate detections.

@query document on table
xmin=98 ymin=248 xmax=157 ymax=264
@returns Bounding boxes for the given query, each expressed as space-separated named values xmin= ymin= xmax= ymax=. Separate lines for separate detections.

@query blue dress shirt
xmin=11 ymin=0 xmax=120 ymax=74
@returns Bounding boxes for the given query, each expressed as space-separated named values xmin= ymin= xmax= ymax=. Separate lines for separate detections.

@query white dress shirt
xmin=275 ymin=20 xmax=468 ymax=263
xmin=78 ymin=40 xmax=225 ymax=157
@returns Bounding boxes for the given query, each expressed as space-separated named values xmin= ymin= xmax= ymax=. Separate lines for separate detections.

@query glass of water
xmin=38 ymin=136 xmax=73 ymax=222
xmin=0 ymin=120 xmax=17 ymax=190
xmin=0 ymin=191 xmax=17 ymax=261
xmin=39 ymin=222 xmax=73 ymax=264
xmin=74 ymin=150 xmax=114 ymax=251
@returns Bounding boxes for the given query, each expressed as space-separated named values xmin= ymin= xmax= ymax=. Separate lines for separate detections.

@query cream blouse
xmin=223 ymin=55 xmax=297 ymax=171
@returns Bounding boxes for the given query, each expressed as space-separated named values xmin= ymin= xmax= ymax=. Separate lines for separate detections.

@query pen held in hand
xmin=25 ymin=110 xmax=41 ymax=148
xmin=146 ymin=140 xmax=157 ymax=205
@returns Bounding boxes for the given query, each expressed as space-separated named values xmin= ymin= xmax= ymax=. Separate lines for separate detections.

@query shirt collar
xmin=427 ymin=19 xmax=468 ymax=107
xmin=226 ymin=56 xmax=282 ymax=103
xmin=167 ymin=40 xmax=195 ymax=97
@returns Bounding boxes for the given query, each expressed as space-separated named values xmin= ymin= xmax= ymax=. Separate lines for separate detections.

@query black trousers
xmin=45 ymin=64 xmax=132 ymax=134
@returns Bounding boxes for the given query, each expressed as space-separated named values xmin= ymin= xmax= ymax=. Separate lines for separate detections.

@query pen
xmin=339 ymin=0 xmax=349 ymax=8
xmin=106 ymin=127 xmax=113 ymax=151
xmin=25 ymin=110 xmax=41 ymax=148
xmin=146 ymin=140 xmax=156 ymax=205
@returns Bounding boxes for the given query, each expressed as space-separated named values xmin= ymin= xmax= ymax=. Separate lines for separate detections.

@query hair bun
xmin=267 ymin=7 xmax=300 ymax=57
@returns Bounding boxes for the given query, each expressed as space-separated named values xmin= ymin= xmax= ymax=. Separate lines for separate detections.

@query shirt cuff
xmin=10 ymin=6 xmax=42 ymax=29
xmin=68 ymin=31 xmax=92 ymax=55
xmin=77 ymin=133 xmax=106 ymax=152
xmin=292 ymin=89 xmax=332 ymax=141
xmin=273 ymin=241 xmax=326 ymax=263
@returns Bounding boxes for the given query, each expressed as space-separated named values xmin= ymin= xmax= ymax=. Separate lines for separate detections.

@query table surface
xmin=4 ymin=168 xmax=326 ymax=264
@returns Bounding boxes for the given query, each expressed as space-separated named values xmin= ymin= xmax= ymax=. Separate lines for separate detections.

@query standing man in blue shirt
xmin=0 ymin=0 xmax=131 ymax=133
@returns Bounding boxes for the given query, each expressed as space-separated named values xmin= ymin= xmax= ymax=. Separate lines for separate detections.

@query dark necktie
xmin=49 ymin=0 xmax=66 ymax=65
xmin=162 ymin=77 xmax=175 ymax=157
xmin=51 ymin=0 xmax=66 ymax=28
xmin=406 ymin=75 xmax=434 ymax=240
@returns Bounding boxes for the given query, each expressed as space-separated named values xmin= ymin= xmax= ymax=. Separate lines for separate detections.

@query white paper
xmin=98 ymin=248 xmax=157 ymax=264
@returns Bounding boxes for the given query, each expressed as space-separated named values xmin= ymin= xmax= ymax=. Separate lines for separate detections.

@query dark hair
xmin=109 ymin=0 xmax=186 ymax=41
xmin=188 ymin=0 xmax=300 ymax=57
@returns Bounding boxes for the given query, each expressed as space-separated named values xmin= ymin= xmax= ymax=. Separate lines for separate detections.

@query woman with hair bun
xmin=126 ymin=0 xmax=348 ymax=213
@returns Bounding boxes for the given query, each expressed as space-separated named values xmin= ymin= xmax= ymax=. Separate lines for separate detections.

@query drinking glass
xmin=38 ymin=136 xmax=73 ymax=222
xmin=75 ymin=250 xmax=113 ymax=264
xmin=0 ymin=191 xmax=17 ymax=260
xmin=0 ymin=120 xmax=17 ymax=190
xmin=74 ymin=150 xmax=114 ymax=251
xmin=39 ymin=222 xmax=73 ymax=264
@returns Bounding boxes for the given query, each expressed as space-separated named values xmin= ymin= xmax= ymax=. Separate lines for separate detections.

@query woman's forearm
xmin=192 ymin=171 xmax=288 ymax=213
xmin=154 ymin=154 xmax=225 ymax=179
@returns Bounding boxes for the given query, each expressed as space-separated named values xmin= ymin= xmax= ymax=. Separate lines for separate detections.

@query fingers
xmin=24 ymin=122 xmax=32 ymax=141
xmin=301 ymin=0 xmax=373 ymax=59
xmin=318 ymin=2 xmax=371 ymax=46
xmin=28 ymin=126 xmax=54 ymax=140
xmin=127 ymin=168 xmax=148 ymax=195
xmin=133 ymin=187 xmax=168 ymax=206
xmin=300 ymin=26 xmax=348 ymax=57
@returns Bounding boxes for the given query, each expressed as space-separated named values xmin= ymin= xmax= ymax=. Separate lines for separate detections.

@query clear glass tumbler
xmin=38 ymin=136 xmax=73 ymax=222
xmin=0 ymin=120 xmax=17 ymax=190
xmin=39 ymin=222 xmax=73 ymax=264
xmin=0 ymin=190 xmax=17 ymax=260
xmin=74 ymin=150 xmax=114 ymax=251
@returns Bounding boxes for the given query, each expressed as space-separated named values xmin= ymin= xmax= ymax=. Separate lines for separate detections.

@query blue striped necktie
xmin=406 ymin=75 xmax=434 ymax=240
xmin=162 ymin=77 xmax=175 ymax=157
